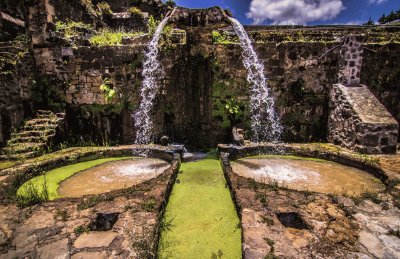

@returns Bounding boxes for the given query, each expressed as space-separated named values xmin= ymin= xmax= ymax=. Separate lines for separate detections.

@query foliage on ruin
xmin=0 ymin=34 xmax=29 ymax=76
xmin=97 ymin=1 xmax=113 ymax=15
xmin=211 ymin=31 xmax=234 ymax=44
xmin=129 ymin=6 xmax=143 ymax=17
xmin=99 ymin=78 xmax=116 ymax=102
xmin=89 ymin=29 xmax=143 ymax=46
xmin=148 ymin=15 xmax=159 ymax=35
xmin=55 ymin=20 xmax=94 ymax=39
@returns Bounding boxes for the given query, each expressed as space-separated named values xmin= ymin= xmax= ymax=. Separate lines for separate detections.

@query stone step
xmin=8 ymin=134 xmax=55 ymax=144
xmin=36 ymin=110 xmax=53 ymax=115
xmin=22 ymin=124 xmax=59 ymax=131
xmin=4 ymin=142 xmax=46 ymax=154
xmin=25 ymin=118 xmax=58 ymax=126
xmin=17 ymin=129 xmax=56 ymax=138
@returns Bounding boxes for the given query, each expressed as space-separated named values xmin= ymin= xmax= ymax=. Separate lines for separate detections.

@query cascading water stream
xmin=228 ymin=17 xmax=282 ymax=143
xmin=133 ymin=8 xmax=176 ymax=144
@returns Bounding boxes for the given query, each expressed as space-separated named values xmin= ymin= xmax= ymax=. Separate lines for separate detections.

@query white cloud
xmin=369 ymin=0 xmax=387 ymax=4
xmin=246 ymin=0 xmax=344 ymax=25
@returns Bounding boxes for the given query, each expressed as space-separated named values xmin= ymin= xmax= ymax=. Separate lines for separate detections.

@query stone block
xmin=328 ymin=84 xmax=398 ymax=154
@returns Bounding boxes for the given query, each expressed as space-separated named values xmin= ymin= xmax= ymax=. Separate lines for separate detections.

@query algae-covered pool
xmin=17 ymin=157 xmax=170 ymax=200
xmin=158 ymin=154 xmax=242 ymax=259
xmin=231 ymin=155 xmax=385 ymax=196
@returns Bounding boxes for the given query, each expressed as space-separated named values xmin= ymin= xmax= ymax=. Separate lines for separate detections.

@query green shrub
xmin=55 ymin=20 xmax=93 ymax=38
xmin=129 ymin=7 xmax=143 ymax=17
xmin=97 ymin=1 xmax=113 ymax=15
xmin=148 ymin=15 xmax=159 ymax=35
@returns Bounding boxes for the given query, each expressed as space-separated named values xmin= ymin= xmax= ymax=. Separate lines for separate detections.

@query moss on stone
xmin=0 ymin=161 xmax=16 ymax=170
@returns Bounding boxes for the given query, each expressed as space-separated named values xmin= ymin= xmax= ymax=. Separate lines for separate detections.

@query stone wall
xmin=328 ymin=84 xmax=398 ymax=154
xmin=3 ymin=0 xmax=400 ymax=147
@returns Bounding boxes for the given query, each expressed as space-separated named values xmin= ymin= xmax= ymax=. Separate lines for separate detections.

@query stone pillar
xmin=27 ymin=0 xmax=55 ymax=46
xmin=338 ymin=34 xmax=365 ymax=86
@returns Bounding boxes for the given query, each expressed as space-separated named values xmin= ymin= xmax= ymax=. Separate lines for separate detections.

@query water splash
xmin=133 ymin=8 xmax=176 ymax=144
xmin=229 ymin=17 xmax=282 ymax=142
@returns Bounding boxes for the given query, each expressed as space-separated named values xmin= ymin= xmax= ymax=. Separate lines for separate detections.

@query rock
xmin=36 ymin=238 xmax=70 ymax=259
xmin=232 ymin=127 xmax=245 ymax=146
xmin=72 ymin=251 xmax=108 ymax=259
xmin=359 ymin=230 xmax=386 ymax=258
xmin=159 ymin=135 xmax=170 ymax=146
xmin=0 ymin=229 xmax=7 ymax=245
xmin=74 ymin=231 xmax=118 ymax=248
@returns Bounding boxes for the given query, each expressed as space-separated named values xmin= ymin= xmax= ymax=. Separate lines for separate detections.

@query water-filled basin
xmin=58 ymin=158 xmax=170 ymax=198
xmin=231 ymin=156 xmax=385 ymax=196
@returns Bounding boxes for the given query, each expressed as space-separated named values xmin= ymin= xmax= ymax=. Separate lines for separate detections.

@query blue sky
xmin=173 ymin=0 xmax=400 ymax=25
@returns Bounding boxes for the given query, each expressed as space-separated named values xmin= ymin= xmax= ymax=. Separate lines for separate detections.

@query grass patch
xmin=17 ymin=157 xmax=132 ymax=200
xmin=158 ymin=154 xmax=241 ymax=258
xmin=89 ymin=29 xmax=144 ymax=46
xmin=0 ymin=161 xmax=16 ymax=170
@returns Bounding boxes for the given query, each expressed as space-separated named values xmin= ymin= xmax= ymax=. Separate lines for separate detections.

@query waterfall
xmin=133 ymin=8 xmax=176 ymax=144
xmin=228 ymin=17 xmax=282 ymax=143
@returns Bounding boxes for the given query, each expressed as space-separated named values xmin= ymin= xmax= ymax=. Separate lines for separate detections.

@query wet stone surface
xmin=220 ymin=144 xmax=400 ymax=259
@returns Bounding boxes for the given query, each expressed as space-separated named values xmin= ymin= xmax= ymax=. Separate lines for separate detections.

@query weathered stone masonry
xmin=1 ymin=0 xmax=400 ymax=149
xmin=328 ymin=35 xmax=399 ymax=154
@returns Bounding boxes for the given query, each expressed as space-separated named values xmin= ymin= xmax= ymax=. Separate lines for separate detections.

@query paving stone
xmin=359 ymin=230 xmax=386 ymax=258
xmin=36 ymin=238 xmax=70 ymax=259
xmin=74 ymin=232 xmax=117 ymax=248
xmin=71 ymin=251 xmax=108 ymax=259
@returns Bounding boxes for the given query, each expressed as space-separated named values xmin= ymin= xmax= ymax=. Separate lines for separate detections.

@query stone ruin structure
xmin=0 ymin=0 xmax=399 ymax=154
xmin=328 ymin=35 xmax=399 ymax=154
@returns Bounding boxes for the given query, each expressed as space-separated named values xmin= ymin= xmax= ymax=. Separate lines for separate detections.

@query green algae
xmin=17 ymin=157 xmax=132 ymax=200
xmin=158 ymin=155 xmax=241 ymax=259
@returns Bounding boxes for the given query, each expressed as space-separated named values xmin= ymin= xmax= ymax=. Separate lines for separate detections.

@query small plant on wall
xmin=99 ymin=78 xmax=116 ymax=103
xmin=225 ymin=98 xmax=244 ymax=125
xmin=97 ymin=1 xmax=113 ymax=16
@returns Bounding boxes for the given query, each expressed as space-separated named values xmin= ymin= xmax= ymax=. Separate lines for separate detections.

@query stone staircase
xmin=0 ymin=110 xmax=65 ymax=160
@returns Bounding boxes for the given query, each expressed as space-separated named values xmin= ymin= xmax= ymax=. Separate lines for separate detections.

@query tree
xmin=363 ymin=18 xmax=374 ymax=25
xmin=165 ymin=0 xmax=176 ymax=8
xmin=378 ymin=14 xmax=386 ymax=24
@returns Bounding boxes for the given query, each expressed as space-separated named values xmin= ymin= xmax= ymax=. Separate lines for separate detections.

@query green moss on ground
xmin=158 ymin=154 xmax=241 ymax=258
xmin=17 ymin=157 xmax=132 ymax=200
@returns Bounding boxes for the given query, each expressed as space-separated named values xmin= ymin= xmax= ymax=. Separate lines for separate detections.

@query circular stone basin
xmin=231 ymin=156 xmax=385 ymax=196
xmin=58 ymin=158 xmax=170 ymax=198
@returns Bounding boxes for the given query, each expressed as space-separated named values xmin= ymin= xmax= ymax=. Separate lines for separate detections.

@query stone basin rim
xmin=217 ymin=143 xmax=394 ymax=187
